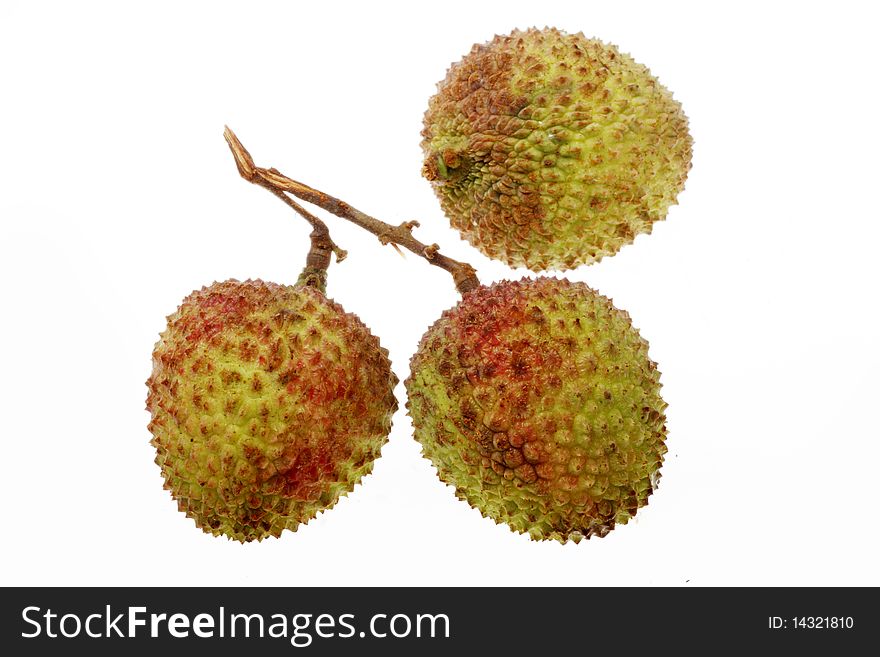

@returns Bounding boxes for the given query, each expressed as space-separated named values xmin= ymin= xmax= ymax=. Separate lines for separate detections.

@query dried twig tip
xmin=223 ymin=126 xmax=256 ymax=180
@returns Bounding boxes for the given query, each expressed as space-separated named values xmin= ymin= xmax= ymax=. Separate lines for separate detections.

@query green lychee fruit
xmin=405 ymin=277 xmax=667 ymax=542
xmin=422 ymin=27 xmax=693 ymax=271
xmin=146 ymin=279 xmax=397 ymax=541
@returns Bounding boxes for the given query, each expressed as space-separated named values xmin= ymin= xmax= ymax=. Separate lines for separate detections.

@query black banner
xmin=1 ymin=587 xmax=873 ymax=654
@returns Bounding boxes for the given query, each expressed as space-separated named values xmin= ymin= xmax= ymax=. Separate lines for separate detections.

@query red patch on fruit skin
xmin=426 ymin=280 xmax=571 ymax=479
xmin=271 ymin=440 xmax=352 ymax=500
xmin=173 ymin=280 xmax=286 ymax=345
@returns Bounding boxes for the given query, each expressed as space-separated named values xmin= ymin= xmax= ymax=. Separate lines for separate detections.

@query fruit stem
xmin=223 ymin=127 xmax=347 ymax=292
xmin=223 ymin=126 xmax=481 ymax=295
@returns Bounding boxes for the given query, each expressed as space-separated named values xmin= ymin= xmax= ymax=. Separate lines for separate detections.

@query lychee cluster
xmin=149 ymin=26 xmax=690 ymax=544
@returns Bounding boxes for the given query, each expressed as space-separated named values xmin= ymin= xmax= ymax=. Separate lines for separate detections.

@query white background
xmin=1 ymin=0 xmax=878 ymax=586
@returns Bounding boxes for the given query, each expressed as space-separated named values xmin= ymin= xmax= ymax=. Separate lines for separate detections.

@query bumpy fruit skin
xmin=146 ymin=279 xmax=397 ymax=541
xmin=406 ymin=277 xmax=667 ymax=542
xmin=422 ymin=27 xmax=693 ymax=271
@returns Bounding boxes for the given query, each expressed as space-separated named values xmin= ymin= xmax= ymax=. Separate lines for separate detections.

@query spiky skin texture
xmin=422 ymin=28 xmax=692 ymax=271
xmin=146 ymin=279 xmax=397 ymax=542
xmin=406 ymin=278 xmax=667 ymax=543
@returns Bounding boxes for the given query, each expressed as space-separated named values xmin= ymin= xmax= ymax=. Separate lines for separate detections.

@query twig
xmin=223 ymin=129 xmax=346 ymax=290
xmin=223 ymin=126 xmax=480 ymax=295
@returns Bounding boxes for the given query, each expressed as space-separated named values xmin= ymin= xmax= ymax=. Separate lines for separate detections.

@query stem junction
xmin=223 ymin=126 xmax=480 ymax=295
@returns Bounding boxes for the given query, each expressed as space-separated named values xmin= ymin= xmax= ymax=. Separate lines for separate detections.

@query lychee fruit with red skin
xmin=146 ymin=279 xmax=397 ymax=542
xmin=405 ymin=277 xmax=667 ymax=542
